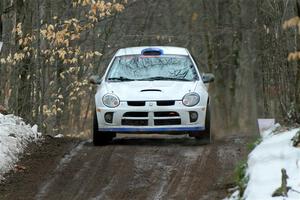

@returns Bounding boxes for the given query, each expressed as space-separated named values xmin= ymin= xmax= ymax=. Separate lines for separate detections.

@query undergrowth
xmin=230 ymin=136 xmax=262 ymax=199
xmin=234 ymin=160 xmax=249 ymax=199
xmin=247 ymin=136 xmax=262 ymax=152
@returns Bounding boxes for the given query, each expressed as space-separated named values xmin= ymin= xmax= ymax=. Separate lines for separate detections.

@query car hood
xmin=102 ymin=81 xmax=198 ymax=101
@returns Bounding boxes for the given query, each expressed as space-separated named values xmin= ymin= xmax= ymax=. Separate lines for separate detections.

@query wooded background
xmin=0 ymin=0 xmax=299 ymax=137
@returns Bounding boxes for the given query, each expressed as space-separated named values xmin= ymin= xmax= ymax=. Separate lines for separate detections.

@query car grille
xmin=154 ymin=112 xmax=181 ymax=126
xmin=156 ymin=101 xmax=175 ymax=106
xmin=154 ymin=119 xmax=181 ymax=126
xmin=121 ymin=111 xmax=181 ymax=126
xmin=127 ymin=101 xmax=175 ymax=106
xmin=154 ymin=111 xmax=179 ymax=117
xmin=122 ymin=119 xmax=148 ymax=126
xmin=127 ymin=101 xmax=145 ymax=106
xmin=123 ymin=112 xmax=148 ymax=117
xmin=122 ymin=112 xmax=149 ymax=126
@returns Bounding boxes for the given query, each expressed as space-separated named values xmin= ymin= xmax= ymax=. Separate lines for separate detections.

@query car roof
xmin=115 ymin=46 xmax=190 ymax=56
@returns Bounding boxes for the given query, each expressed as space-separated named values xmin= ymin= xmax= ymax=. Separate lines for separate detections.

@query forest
xmin=0 ymin=0 xmax=300 ymax=137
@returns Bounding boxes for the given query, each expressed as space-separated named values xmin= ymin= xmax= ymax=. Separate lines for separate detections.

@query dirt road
xmin=0 ymin=135 xmax=252 ymax=200
xmin=0 ymin=0 xmax=261 ymax=199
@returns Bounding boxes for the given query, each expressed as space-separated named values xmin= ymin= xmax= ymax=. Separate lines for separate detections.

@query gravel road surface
xmin=0 ymin=135 xmax=253 ymax=200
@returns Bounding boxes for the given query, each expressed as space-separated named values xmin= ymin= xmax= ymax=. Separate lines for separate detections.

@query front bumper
xmin=96 ymin=100 xmax=206 ymax=134
xmin=99 ymin=126 xmax=205 ymax=133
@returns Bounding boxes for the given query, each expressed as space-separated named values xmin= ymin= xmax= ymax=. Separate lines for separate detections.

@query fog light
xmin=189 ymin=111 xmax=198 ymax=123
xmin=104 ymin=112 xmax=114 ymax=123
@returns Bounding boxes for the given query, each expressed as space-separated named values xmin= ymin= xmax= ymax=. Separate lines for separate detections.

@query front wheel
xmin=93 ymin=111 xmax=115 ymax=146
xmin=189 ymin=105 xmax=212 ymax=144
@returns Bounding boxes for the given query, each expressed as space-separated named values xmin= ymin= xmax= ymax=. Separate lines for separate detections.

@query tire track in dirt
xmin=0 ymin=135 xmax=253 ymax=200
xmin=35 ymin=140 xmax=89 ymax=200
xmin=169 ymin=148 xmax=211 ymax=199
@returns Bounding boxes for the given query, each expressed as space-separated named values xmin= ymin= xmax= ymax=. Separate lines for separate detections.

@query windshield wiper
xmin=108 ymin=77 xmax=136 ymax=81
xmin=139 ymin=76 xmax=191 ymax=81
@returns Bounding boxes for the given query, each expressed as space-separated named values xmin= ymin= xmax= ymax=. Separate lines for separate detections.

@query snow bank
xmin=0 ymin=113 xmax=41 ymax=180
xmin=227 ymin=125 xmax=300 ymax=200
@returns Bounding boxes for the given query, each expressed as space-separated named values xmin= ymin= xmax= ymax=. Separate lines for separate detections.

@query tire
xmin=189 ymin=105 xmax=212 ymax=144
xmin=93 ymin=111 xmax=115 ymax=146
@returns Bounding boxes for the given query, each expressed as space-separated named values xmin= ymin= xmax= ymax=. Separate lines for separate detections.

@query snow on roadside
xmin=0 ymin=113 xmax=41 ymax=180
xmin=226 ymin=125 xmax=300 ymax=200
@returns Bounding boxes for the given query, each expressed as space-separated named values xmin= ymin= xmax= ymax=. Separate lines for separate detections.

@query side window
xmin=191 ymin=54 xmax=200 ymax=69
xmin=0 ymin=14 xmax=2 ymax=41
xmin=190 ymin=54 xmax=203 ymax=81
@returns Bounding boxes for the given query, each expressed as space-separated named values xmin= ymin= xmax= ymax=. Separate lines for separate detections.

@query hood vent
xmin=140 ymin=89 xmax=162 ymax=92
xmin=141 ymin=48 xmax=163 ymax=56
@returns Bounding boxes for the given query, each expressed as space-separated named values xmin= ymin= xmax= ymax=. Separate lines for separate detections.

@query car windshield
xmin=106 ymin=55 xmax=199 ymax=82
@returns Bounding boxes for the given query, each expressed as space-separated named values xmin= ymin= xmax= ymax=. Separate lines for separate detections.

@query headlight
xmin=102 ymin=94 xmax=120 ymax=108
xmin=182 ymin=93 xmax=200 ymax=107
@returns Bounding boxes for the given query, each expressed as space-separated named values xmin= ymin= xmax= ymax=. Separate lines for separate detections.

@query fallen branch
xmin=272 ymin=168 xmax=291 ymax=197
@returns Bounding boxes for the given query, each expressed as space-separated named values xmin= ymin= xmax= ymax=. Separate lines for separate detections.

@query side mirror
xmin=89 ymin=75 xmax=102 ymax=84
xmin=202 ymin=73 xmax=215 ymax=83
xmin=0 ymin=42 xmax=3 ymax=52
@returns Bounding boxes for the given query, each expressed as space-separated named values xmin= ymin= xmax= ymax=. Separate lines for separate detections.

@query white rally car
xmin=90 ymin=46 xmax=214 ymax=145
